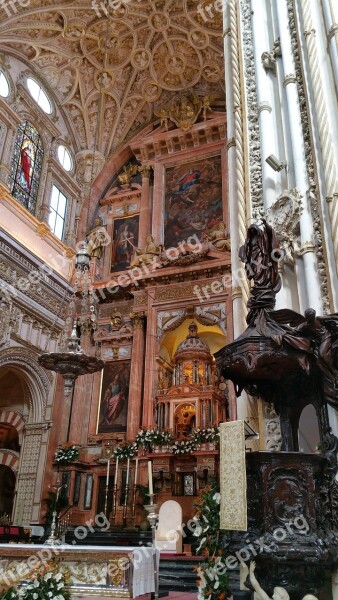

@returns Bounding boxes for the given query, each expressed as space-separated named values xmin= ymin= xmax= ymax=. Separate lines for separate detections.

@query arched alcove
xmin=0 ymin=464 xmax=16 ymax=517
xmin=298 ymin=404 xmax=320 ymax=453
xmin=0 ymin=347 xmax=51 ymax=423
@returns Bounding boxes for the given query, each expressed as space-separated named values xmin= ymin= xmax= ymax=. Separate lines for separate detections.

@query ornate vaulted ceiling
xmin=0 ymin=0 xmax=225 ymax=158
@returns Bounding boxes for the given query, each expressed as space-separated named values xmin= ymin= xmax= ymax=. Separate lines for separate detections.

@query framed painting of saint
xmin=164 ymin=156 xmax=223 ymax=248
xmin=97 ymin=361 xmax=130 ymax=434
xmin=111 ymin=216 xmax=139 ymax=272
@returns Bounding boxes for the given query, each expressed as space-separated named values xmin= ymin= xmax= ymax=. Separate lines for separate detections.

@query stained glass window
xmin=8 ymin=121 xmax=44 ymax=215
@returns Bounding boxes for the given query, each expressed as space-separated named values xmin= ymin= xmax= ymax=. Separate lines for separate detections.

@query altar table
xmin=0 ymin=543 xmax=159 ymax=597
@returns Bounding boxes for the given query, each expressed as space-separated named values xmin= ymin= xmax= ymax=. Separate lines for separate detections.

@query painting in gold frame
xmin=97 ymin=361 xmax=130 ymax=434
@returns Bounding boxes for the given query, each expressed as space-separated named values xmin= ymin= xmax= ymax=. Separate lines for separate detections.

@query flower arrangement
xmin=193 ymin=479 xmax=230 ymax=600
xmin=113 ymin=441 xmax=138 ymax=460
xmin=135 ymin=428 xmax=174 ymax=448
xmin=205 ymin=426 xmax=220 ymax=444
xmin=171 ymin=439 xmax=196 ymax=455
xmin=1 ymin=571 xmax=70 ymax=600
xmin=54 ymin=444 xmax=79 ymax=464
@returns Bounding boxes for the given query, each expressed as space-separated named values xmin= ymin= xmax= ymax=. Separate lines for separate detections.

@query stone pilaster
xmin=127 ymin=313 xmax=145 ymax=440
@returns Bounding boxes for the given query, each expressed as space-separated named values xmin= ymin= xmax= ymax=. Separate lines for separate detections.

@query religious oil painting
xmin=164 ymin=156 xmax=223 ymax=247
xmin=8 ymin=120 xmax=44 ymax=215
xmin=97 ymin=361 xmax=130 ymax=434
xmin=111 ymin=216 xmax=139 ymax=272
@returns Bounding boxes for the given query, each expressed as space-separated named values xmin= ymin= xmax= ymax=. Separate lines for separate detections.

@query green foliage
xmin=193 ymin=479 xmax=230 ymax=600
xmin=1 ymin=572 xmax=70 ymax=600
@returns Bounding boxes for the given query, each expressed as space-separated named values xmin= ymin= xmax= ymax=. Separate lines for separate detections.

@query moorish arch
xmin=0 ymin=410 xmax=25 ymax=446
xmin=0 ymin=347 xmax=52 ymax=524
xmin=0 ymin=346 xmax=51 ymax=424
xmin=0 ymin=449 xmax=19 ymax=472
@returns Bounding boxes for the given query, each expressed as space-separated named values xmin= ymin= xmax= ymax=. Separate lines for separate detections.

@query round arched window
xmin=27 ymin=77 xmax=52 ymax=114
xmin=57 ymin=145 xmax=73 ymax=172
xmin=0 ymin=70 xmax=10 ymax=98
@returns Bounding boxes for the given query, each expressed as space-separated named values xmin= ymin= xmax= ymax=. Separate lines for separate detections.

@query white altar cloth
xmin=0 ymin=543 xmax=159 ymax=598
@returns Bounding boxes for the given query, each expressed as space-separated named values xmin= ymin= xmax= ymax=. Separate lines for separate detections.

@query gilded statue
xmin=206 ymin=222 xmax=231 ymax=252
xmin=86 ymin=218 xmax=107 ymax=259
xmin=249 ymin=562 xmax=318 ymax=600
xmin=128 ymin=235 xmax=162 ymax=268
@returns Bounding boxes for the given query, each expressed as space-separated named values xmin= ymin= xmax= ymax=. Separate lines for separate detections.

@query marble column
xmin=152 ymin=163 xmax=165 ymax=243
xmin=276 ymin=0 xmax=322 ymax=313
xmin=142 ymin=303 xmax=158 ymax=428
xmin=138 ymin=165 xmax=152 ymax=248
xmin=127 ymin=313 xmax=145 ymax=440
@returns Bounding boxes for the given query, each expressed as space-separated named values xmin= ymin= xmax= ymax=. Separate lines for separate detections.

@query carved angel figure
xmin=128 ymin=235 xmax=162 ymax=268
xmin=249 ymin=562 xmax=318 ymax=600
xmin=272 ymin=308 xmax=338 ymax=409
xmin=206 ymin=222 xmax=230 ymax=252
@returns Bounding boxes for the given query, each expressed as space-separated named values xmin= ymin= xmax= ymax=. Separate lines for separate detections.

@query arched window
xmin=8 ymin=121 xmax=44 ymax=215
xmin=57 ymin=144 xmax=72 ymax=171
xmin=27 ymin=78 xmax=52 ymax=114
xmin=0 ymin=70 xmax=10 ymax=98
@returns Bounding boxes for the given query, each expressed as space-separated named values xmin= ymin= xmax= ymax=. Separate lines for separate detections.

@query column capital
xmin=283 ymin=73 xmax=297 ymax=87
xmin=258 ymin=101 xmax=272 ymax=114
xmin=130 ymin=312 xmax=145 ymax=329
xmin=226 ymin=137 xmax=236 ymax=150
xmin=138 ymin=165 xmax=152 ymax=179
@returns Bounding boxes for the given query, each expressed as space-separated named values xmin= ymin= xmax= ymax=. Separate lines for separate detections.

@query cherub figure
xmin=249 ymin=562 xmax=318 ymax=600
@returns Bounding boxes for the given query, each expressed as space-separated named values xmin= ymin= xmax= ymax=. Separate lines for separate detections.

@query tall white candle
xmin=106 ymin=458 xmax=110 ymax=487
xmin=114 ymin=457 xmax=119 ymax=487
xmin=134 ymin=458 xmax=139 ymax=486
xmin=126 ymin=457 xmax=130 ymax=486
xmin=148 ymin=460 xmax=153 ymax=495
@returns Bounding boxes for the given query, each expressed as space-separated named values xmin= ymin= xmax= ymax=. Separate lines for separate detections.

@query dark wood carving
xmin=217 ymin=221 xmax=338 ymax=598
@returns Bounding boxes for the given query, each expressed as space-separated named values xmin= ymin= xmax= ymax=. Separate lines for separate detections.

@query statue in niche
xmin=86 ymin=218 xmax=107 ymax=259
xmin=205 ymin=221 xmax=231 ymax=252
xmin=128 ymin=235 xmax=162 ymax=268
xmin=248 ymin=562 xmax=318 ymax=600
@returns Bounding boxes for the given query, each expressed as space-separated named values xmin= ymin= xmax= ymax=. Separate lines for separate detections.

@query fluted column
xmin=138 ymin=165 xmax=152 ymax=248
xmin=251 ymin=0 xmax=280 ymax=210
xmin=127 ymin=313 xmax=145 ymax=440
xmin=276 ymin=0 xmax=322 ymax=313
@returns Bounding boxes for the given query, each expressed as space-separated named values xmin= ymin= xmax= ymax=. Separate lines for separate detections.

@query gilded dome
xmin=174 ymin=323 xmax=212 ymax=363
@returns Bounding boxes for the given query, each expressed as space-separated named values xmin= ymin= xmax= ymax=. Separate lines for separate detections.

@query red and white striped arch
xmin=0 ymin=411 xmax=25 ymax=434
xmin=0 ymin=450 xmax=19 ymax=472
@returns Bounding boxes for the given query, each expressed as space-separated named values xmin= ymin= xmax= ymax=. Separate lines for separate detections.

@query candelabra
xmin=122 ymin=481 xmax=130 ymax=528
xmin=131 ymin=484 xmax=138 ymax=524
xmin=145 ymin=495 xmax=159 ymax=600
xmin=111 ymin=481 xmax=118 ymax=526
xmin=45 ymin=480 xmax=65 ymax=546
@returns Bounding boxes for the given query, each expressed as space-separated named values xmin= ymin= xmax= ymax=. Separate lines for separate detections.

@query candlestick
xmin=134 ymin=457 xmax=138 ymax=486
xmin=148 ymin=460 xmax=153 ymax=496
xmin=104 ymin=456 xmax=111 ymax=518
xmin=145 ymin=497 xmax=159 ymax=600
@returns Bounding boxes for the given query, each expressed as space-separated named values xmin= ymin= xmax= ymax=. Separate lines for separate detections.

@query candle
xmin=114 ymin=457 xmax=119 ymax=487
xmin=134 ymin=458 xmax=139 ymax=486
xmin=126 ymin=458 xmax=130 ymax=486
xmin=148 ymin=460 xmax=153 ymax=496
xmin=106 ymin=457 xmax=110 ymax=487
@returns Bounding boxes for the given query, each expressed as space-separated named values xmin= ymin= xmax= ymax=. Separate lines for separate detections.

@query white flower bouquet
xmin=54 ymin=444 xmax=79 ymax=464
